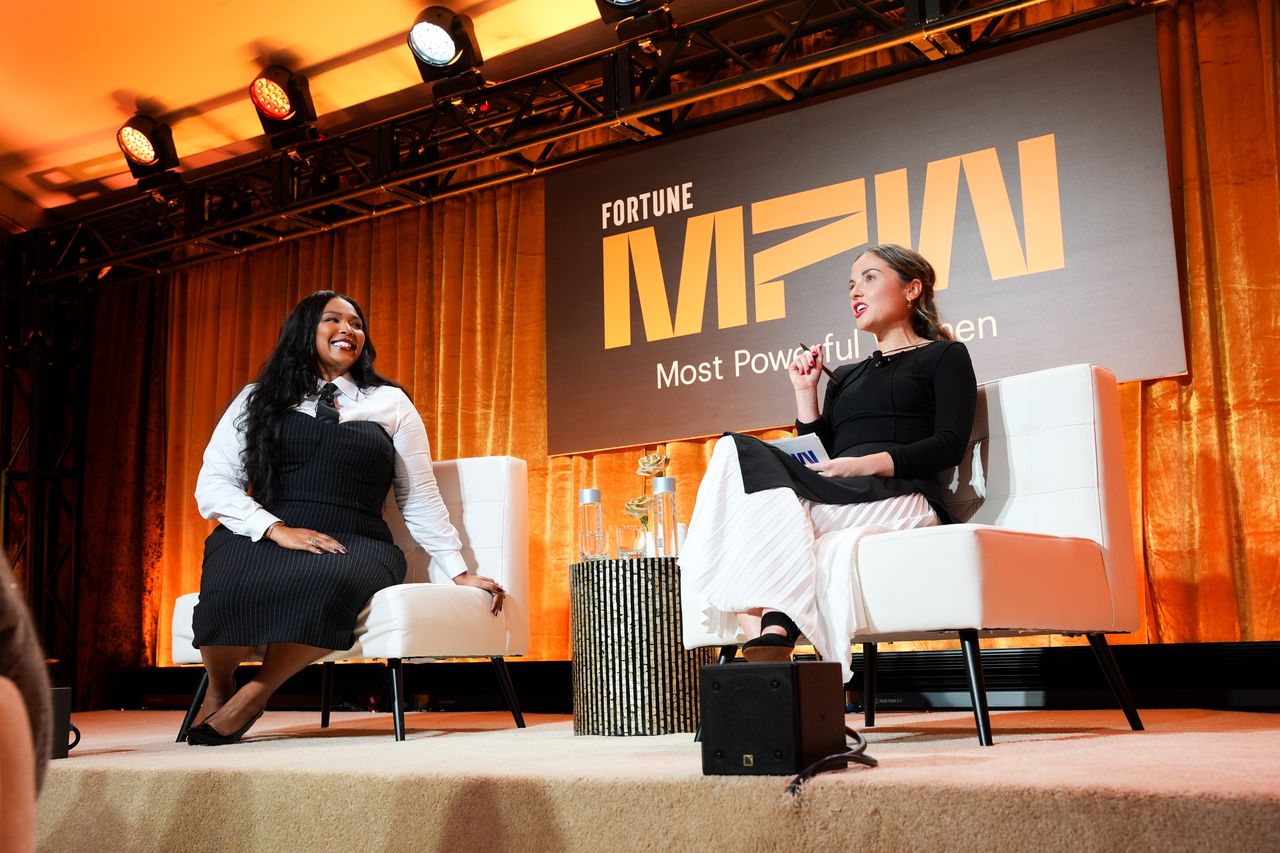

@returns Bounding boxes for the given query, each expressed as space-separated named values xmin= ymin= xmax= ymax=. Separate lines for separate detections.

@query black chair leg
xmin=491 ymin=656 xmax=527 ymax=729
xmin=320 ymin=661 xmax=334 ymax=729
xmin=388 ymin=658 xmax=406 ymax=741
xmin=694 ymin=644 xmax=740 ymax=742
xmin=1087 ymin=633 xmax=1144 ymax=731
xmin=862 ymin=642 xmax=878 ymax=728
xmin=176 ymin=671 xmax=209 ymax=743
xmin=959 ymin=630 xmax=994 ymax=746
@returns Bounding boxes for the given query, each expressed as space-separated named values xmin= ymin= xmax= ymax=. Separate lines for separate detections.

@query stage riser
xmin=37 ymin=709 xmax=1280 ymax=852
xmin=38 ymin=768 xmax=1280 ymax=852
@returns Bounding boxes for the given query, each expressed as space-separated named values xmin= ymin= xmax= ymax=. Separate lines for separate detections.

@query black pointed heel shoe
xmin=186 ymin=710 xmax=264 ymax=746
xmin=742 ymin=611 xmax=801 ymax=662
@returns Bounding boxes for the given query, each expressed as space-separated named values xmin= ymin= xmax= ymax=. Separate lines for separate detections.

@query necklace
xmin=870 ymin=340 xmax=929 ymax=367
xmin=875 ymin=340 xmax=930 ymax=356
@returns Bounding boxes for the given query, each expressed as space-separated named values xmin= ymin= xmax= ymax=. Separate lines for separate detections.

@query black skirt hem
xmin=731 ymin=432 xmax=956 ymax=524
xmin=191 ymin=630 xmax=356 ymax=652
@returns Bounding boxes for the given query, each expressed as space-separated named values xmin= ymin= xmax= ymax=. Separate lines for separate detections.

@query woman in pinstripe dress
xmin=185 ymin=291 xmax=505 ymax=745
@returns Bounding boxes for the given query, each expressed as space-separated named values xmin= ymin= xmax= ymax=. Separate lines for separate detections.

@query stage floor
xmin=39 ymin=708 xmax=1280 ymax=851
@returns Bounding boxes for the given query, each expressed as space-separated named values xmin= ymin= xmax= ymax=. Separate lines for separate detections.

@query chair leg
xmin=388 ymin=658 xmax=406 ymax=741
xmin=320 ymin=661 xmax=334 ymax=729
xmin=491 ymin=656 xmax=527 ymax=729
xmin=1087 ymin=633 xmax=1144 ymax=731
xmin=862 ymin=642 xmax=878 ymax=728
xmin=176 ymin=671 xmax=209 ymax=743
xmin=958 ymin=630 xmax=994 ymax=746
xmin=694 ymin=645 xmax=740 ymax=742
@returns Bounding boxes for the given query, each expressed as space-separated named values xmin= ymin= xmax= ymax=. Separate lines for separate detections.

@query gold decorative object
xmin=623 ymin=495 xmax=653 ymax=529
xmin=636 ymin=452 xmax=669 ymax=478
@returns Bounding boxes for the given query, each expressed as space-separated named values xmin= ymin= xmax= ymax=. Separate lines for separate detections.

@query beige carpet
xmin=37 ymin=708 xmax=1280 ymax=852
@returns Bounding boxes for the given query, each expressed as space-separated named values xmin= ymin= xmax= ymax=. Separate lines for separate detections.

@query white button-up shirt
xmin=194 ymin=374 xmax=468 ymax=580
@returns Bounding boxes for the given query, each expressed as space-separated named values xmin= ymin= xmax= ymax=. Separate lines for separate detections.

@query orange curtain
xmin=77 ymin=278 xmax=168 ymax=707
xmin=1123 ymin=0 xmax=1280 ymax=643
xmin=127 ymin=0 xmax=1278 ymax=668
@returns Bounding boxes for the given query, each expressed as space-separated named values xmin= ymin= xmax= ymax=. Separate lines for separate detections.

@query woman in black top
xmin=679 ymin=245 xmax=977 ymax=678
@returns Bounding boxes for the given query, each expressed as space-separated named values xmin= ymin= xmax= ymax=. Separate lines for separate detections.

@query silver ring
xmin=308 ymin=537 xmax=321 ymax=546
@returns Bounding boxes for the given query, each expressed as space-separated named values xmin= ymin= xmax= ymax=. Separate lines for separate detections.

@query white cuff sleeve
xmin=390 ymin=393 xmax=467 ymax=579
xmin=194 ymin=385 xmax=281 ymax=541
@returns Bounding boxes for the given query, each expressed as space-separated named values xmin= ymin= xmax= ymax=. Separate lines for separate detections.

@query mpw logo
xmin=602 ymin=134 xmax=1064 ymax=349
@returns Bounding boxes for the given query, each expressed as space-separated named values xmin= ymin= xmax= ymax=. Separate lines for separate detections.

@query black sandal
xmin=742 ymin=611 xmax=801 ymax=662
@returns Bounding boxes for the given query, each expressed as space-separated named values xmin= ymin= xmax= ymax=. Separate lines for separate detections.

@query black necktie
xmin=317 ymin=382 xmax=340 ymax=423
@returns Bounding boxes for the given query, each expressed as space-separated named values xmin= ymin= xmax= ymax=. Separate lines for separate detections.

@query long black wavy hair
xmin=239 ymin=290 xmax=398 ymax=506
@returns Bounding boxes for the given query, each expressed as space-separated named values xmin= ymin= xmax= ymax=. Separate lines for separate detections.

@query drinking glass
xmin=615 ymin=525 xmax=647 ymax=558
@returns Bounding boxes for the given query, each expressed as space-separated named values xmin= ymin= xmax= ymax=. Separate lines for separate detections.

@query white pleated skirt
xmin=680 ymin=435 xmax=938 ymax=682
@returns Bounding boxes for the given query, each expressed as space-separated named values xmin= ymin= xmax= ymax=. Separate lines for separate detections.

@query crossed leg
xmin=198 ymin=642 xmax=329 ymax=737
xmin=196 ymin=644 xmax=254 ymax=724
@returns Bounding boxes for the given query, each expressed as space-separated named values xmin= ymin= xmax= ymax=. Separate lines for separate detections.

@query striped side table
xmin=570 ymin=557 xmax=717 ymax=736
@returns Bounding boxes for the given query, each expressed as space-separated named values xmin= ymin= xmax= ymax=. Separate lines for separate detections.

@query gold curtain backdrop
xmin=123 ymin=0 xmax=1276 ymax=667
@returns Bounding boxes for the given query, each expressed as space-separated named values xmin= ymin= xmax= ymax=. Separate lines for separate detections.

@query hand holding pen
xmin=796 ymin=341 xmax=837 ymax=381
xmin=788 ymin=341 xmax=836 ymax=396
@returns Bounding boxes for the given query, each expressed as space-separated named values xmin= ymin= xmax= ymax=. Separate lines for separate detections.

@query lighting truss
xmin=16 ymin=0 xmax=1144 ymax=288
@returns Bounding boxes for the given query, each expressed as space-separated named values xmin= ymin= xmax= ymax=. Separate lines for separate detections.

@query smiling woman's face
xmin=313 ymin=297 xmax=365 ymax=380
xmin=848 ymin=251 xmax=918 ymax=335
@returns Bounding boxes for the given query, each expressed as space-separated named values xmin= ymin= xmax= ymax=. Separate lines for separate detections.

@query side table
xmin=570 ymin=557 xmax=716 ymax=735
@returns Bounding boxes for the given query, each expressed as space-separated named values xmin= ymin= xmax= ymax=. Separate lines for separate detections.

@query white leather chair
xmin=172 ymin=455 xmax=529 ymax=741
xmin=682 ymin=364 xmax=1144 ymax=745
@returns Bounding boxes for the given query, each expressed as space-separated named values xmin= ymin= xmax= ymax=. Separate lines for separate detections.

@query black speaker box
xmin=699 ymin=661 xmax=847 ymax=776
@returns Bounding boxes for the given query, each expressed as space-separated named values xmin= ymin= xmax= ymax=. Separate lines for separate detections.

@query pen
xmin=797 ymin=342 xmax=837 ymax=382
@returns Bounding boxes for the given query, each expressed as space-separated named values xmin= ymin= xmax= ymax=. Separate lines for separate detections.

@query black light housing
xmin=116 ymin=115 xmax=180 ymax=185
xmin=408 ymin=5 xmax=484 ymax=97
xmin=595 ymin=0 xmax=669 ymax=25
xmin=595 ymin=0 xmax=674 ymax=40
xmin=250 ymin=65 xmax=318 ymax=148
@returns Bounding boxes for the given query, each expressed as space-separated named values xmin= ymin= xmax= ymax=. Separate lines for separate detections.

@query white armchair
xmin=172 ymin=455 xmax=529 ymax=741
xmin=683 ymin=364 xmax=1144 ymax=745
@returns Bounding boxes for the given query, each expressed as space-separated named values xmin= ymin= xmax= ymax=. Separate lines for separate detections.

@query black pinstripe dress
xmin=192 ymin=410 xmax=407 ymax=650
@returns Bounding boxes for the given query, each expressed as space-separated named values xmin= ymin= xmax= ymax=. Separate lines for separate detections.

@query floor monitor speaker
xmin=699 ymin=661 xmax=847 ymax=775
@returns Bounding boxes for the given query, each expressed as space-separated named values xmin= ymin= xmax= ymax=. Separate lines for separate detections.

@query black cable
xmin=785 ymin=726 xmax=877 ymax=797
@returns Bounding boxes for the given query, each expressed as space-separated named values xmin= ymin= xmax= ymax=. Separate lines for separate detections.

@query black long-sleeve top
xmin=796 ymin=340 xmax=977 ymax=479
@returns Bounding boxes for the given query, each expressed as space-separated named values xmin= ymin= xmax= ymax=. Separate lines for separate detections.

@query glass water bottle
xmin=578 ymin=488 xmax=606 ymax=561
xmin=651 ymin=477 xmax=679 ymax=558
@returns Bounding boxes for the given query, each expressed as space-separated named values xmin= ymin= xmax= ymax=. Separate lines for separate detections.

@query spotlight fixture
xmin=904 ymin=0 xmax=967 ymax=60
xmin=595 ymin=0 xmax=674 ymax=41
xmin=408 ymin=6 xmax=485 ymax=102
xmin=249 ymin=66 xmax=318 ymax=148
xmin=116 ymin=115 xmax=180 ymax=187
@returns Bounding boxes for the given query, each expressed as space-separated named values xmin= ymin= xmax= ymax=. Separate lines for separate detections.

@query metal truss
xmin=16 ymin=0 xmax=1143 ymax=288
xmin=0 ymin=250 xmax=88 ymax=689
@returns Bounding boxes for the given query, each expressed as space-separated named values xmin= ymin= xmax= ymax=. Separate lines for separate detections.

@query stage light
xmin=250 ymin=66 xmax=318 ymax=148
xmin=118 ymin=126 xmax=157 ymax=165
xmin=595 ymin=0 xmax=668 ymax=25
xmin=595 ymin=0 xmax=674 ymax=41
xmin=408 ymin=6 xmax=484 ymax=97
xmin=116 ymin=115 xmax=179 ymax=184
